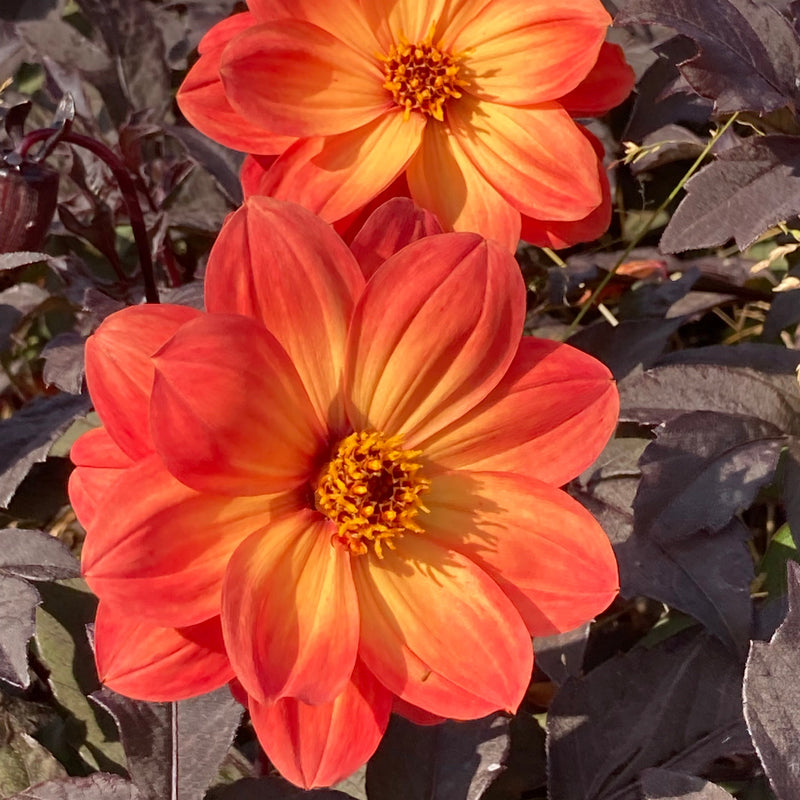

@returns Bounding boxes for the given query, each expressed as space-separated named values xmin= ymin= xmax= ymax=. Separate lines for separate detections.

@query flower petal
xmin=94 ymin=605 xmax=234 ymax=701
xmin=205 ymin=197 xmax=365 ymax=435
xmin=420 ymin=337 xmax=619 ymax=486
xmin=520 ymin=125 xmax=612 ymax=249
xmin=354 ymin=536 xmax=532 ymax=718
xmin=349 ymin=197 xmax=444 ymax=280
xmin=448 ymin=0 xmax=610 ymax=105
xmin=82 ymin=455 xmax=287 ymax=627
xmin=425 ymin=470 xmax=619 ymax=636
xmin=392 ymin=696 xmax=446 ymax=725
xmin=360 ymin=0 xmax=448 ymax=50
xmin=85 ymin=304 xmax=201 ymax=460
xmin=240 ymin=154 xmax=276 ymax=199
xmin=222 ymin=510 xmax=358 ymax=705
xmin=560 ymin=42 xmax=635 ymax=117
xmin=247 ymin=0 xmax=380 ymax=53
xmin=345 ymin=233 xmax=525 ymax=444
xmin=448 ymin=97 xmax=602 ymax=221
xmin=253 ymin=111 xmax=424 ymax=224
xmin=150 ymin=313 xmax=325 ymax=496
xmin=221 ymin=20 xmax=389 ymax=137
xmin=69 ymin=426 xmax=134 ymax=528
xmin=249 ymin=660 xmax=392 ymax=789
xmin=176 ymin=13 xmax=296 ymax=155
xmin=406 ymin=119 xmax=520 ymax=249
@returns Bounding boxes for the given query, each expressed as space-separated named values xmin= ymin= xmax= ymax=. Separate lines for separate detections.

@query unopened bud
xmin=0 ymin=157 xmax=58 ymax=254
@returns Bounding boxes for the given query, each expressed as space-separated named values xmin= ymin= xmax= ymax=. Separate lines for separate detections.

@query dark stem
xmin=17 ymin=128 xmax=159 ymax=304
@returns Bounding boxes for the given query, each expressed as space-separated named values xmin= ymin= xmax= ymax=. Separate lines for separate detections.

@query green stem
xmin=564 ymin=112 xmax=740 ymax=337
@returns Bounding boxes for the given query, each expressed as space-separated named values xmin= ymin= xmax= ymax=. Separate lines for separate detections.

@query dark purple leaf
xmin=533 ymin=624 xmax=590 ymax=685
xmin=660 ymin=136 xmax=800 ymax=253
xmin=0 ymin=252 xmax=51 ymax=272
xmin=640 ymin=768 xmax=736 ymax=799
xmin=568 ymin=317 xmax=684 ymax=380
xmin=616 ymin=0 xmax=800 ymax=115
xmin=0 ymin=574 xmax=39 ymax=687
xmin=0 ymin=528 xmax=79 ymax=580
xmin=158 ymin=282 xmax=205 ymax=311
xmin=629 ymin=124 xmax=706 ymax=174
xmin=366 ymin=714 xmax=510 ymax=800
xmin=656 ymin=343 xmax=800 ymax=374
xmin=0 ymin=392 xmax=91 ymax=508
xmin=214 ymin=777 xmax=353 ymax=799
xmin=762 ymin=289 xmax=800 ymax=340
xmin=634 ymin=411 xmax=785 ymax=543
xmin=573 ymin=438 xmax=754 ymax=652
xmin=744 ymin=562 xmax=800 ymax=800
xmin=481 ymin=713 xmax=546 ymax=800
xmin=782 ymin=438 xmax=800 ymax=541
xmin=619 ymin=363 xmax=800 ymax=432
xmin=92 ymin=687 xmax=243 ymax=800
xmin=41 ymin=331 xmax=86 ymax=395
xmin=547 ymin=630 xmax=753 ymax=800
xmin=7 ymin=774 xmax=137 ymax=799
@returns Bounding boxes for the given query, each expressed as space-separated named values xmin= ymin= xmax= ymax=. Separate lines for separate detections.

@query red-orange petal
xmin=345 ymin=233 xmax=525 ymax=445
xmin=425 ymin=470 xmax=619 ymax=636
xmin=249 ymin=660 xmax=392 ymax=789
xmin=448 ymin=97 xmax=602 ymax=221
xmin=205 ymin=197 xmax=364 ymax=436
xmin=221 ymin=510 xmax=358 ymax=706
xmin=94 ymin=605 xmax=234 ymax=701
xmin=240 ymin=154 xmax=276 ymax=199
xmin=85 ymin=304 xmax=201 ymax=461
xmin=176 ymin=13 xmax=295 ymax=155
xmin=560 ymin=42 xmax=635 ymax=117
xmin=520 ymin=126 xmax=612 ymax=249
xmin=349 ymin=198 xmax=443 ymax=280
xmin=448 ymin=0 xmax=610 ymax=105
xmin=420 ymin=337 xmax=619 ymax=486
xmin=150 ymin=313 xmax=325 ymax=497
xmin=252 ymin=111 xmax=424 ymax=224
xmin=82 ymin=455 xmax=285 ymax=627
xmin=69 ymin=426 xmax=134 ymax=528
xmin=221 ymin=20 xmax=389 ymax=138
xmin=354 ymin=536 xmax=532 ymax=719
xmin=392 ymin=696 xmax=446 ymax=726
xmin=406 ymin=120 xmax=521 ymax=249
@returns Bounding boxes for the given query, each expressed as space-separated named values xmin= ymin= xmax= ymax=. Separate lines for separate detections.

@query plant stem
xmin=564 ymin=112 xmax=740 ymax=337
xmin=17 ymin=128 xmax=159 ymax=304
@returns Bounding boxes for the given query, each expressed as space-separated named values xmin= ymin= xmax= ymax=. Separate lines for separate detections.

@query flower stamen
xmin=380 ymin=24 xmax=467 ymax=122
xmin=316 ymin=431 xmax=430 ymax=558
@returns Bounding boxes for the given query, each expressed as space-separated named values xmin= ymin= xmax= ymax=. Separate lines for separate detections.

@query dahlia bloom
xmin=177 ymin=0 xmax=634 ymax=251
xmin=70 ymin=197 xmax=619 ymax=788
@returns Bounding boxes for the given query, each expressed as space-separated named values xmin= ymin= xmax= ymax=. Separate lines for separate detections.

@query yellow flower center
xmin=380 ymin=25 xmax=467 ymax=122
xmin=316 ymin=431 xmax=431 ymax=558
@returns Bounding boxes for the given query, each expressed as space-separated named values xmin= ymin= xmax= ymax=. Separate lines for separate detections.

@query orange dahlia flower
xmin=70 ymin=197 xmax=619 ymax=788
xmin=177 ymin=0 xmax=634 ymax=251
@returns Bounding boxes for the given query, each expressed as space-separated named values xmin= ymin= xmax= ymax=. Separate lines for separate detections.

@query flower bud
xmin=0 ymin=156 xmax=59 ymax=254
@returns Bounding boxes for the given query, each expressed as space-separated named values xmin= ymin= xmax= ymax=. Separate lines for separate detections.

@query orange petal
xmin=94 ymin=604 xmax=234 ymax=702
xmin=345 ymin=233 xmax=525 ymax=444
xmin=420 ymin=337 xmax=619 ymax=486
xmin=85 ymin=304 xmax=201 ymax=460
xmin=349 ymin=197 xmax=443 ymax=280
xmin=520 ymin=126 xmax=612 ymax=249
xmin=425 ymin=470 xmax=619 ymax=636
xmin=447 ymin=0 xmax=609 ymax=105
xmin=176 ymin=13 xmax=296 ymax=155
xmin=150 ymin=313 xmax=325 ymax=496
xmin=253 ymin=110 xmax=424 ymax=223
xmin=249 ymin=660 xmax=392 ymax=789
xmin=205 ymin=197 xmax=364 ymax=436
xmin=560 ymin=42 xmax=635 ymax=117
xmin=221 ymin=511 xmax=358 ymax=706
xmin=240 ymin=154 xmax=276 ymax=199
xmin=247 ymin=0 xmax=380 ymax=54
xmin=82 ymin=455 xmax=287 ymax=627
xmin=221 ymin=20 xmax=389 ymax=137
xmin=354 ymin=536 xmax=532 ymax=719
xmin=69 ymin=426 xmax=134 ymax=527
xmin=392 ymin=696 xmax=446 ymax=726
xmin=448 ymin=97 xmax=602 ymax=221
xmin=360 ymin=0 xmax=447 ymax=50
xmin=406 ymin=119 xmax=521 ymax=249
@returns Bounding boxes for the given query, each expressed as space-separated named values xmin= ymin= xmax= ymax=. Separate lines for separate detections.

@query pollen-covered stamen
xmin=316 ymin=431 xmax=430 ymax=558
xmin=380 ymin=25 xmax=467 ymax=122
